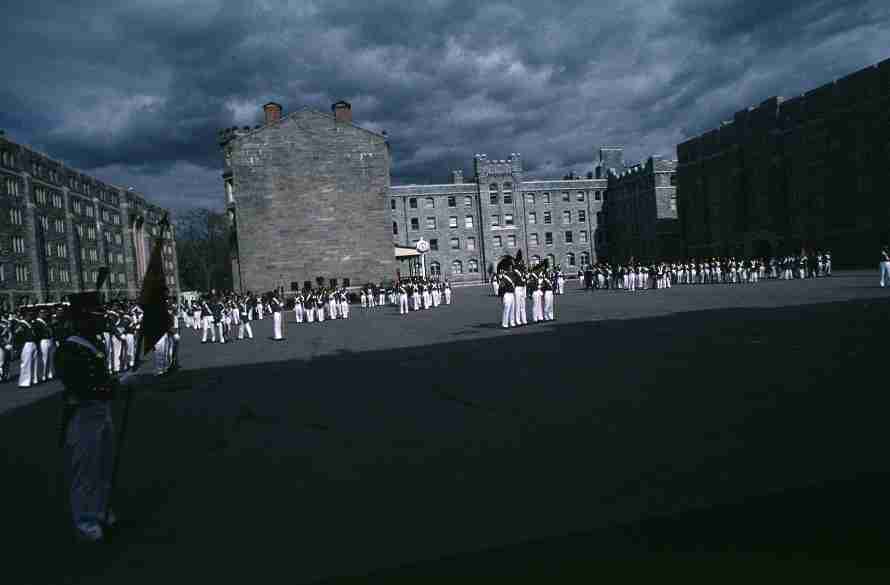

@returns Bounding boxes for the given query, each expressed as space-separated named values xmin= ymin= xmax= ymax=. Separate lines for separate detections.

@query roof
xmin=226 ymin=106 xmax=387 ymax=143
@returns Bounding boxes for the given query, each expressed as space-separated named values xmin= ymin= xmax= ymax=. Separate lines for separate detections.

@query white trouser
xmin=532 ymin=290 xmax=543 ymax=322
xmin=423 ymin=292 xmax=431 ymax=309
xmin=273 ymin=311 xmax=283 ymax=339
xmin=257 ymin=305 xmax=264 ymax=319
xmin=316 ymin=307 xmax=325 ymax=322
xmin=501 ymin=292 xmax=515 ymax=328
xmin=154 ymin=334 xmax=169 ymax=374
xmin=881 ymin=262 xmax=890 ymax=287
xmin=238 ymin=321 xmax=253 ymax=339
xmin=39 ymin=339 xmax=55 ymax=381
xmin=193 ymin=311 xmax=201 ymax=330
xmin=379 ymin=294 xmax=385 ymax=307
xmin=0 ymin=344 xmax=10 ymax=379
xmin=111 ymin=336 xmax=123 ymax=373
xmin=306 ymin=308 xmax=315 ymax=323
xmin=295 ymin=306 xmax=303 ymax=323
xmin=412 ymin=293 xmax=421 ymax=310
xmin=19 ymin=341 xmax=38 ymax=387
xmin=125 ymin=334 xmax=135 ymax=367
xmin=544 ymin=290 xmax=554 ymax=320
xmin=399 ymin=293 xmax=409 ymax=314
xmin=202 ymin=316 xmax=215 ymax=342
xmin=445 ymin=289 xmax=452 ymax=305
xmin=216 ymin=323 xmax=226 ymax=342
xmin=492 ymin=282 xmax=499 ymax=296
xmin=514 ymin=286 xmax=527 ymax=325
xmin=557 ymin=278 xmax=565 ymax=294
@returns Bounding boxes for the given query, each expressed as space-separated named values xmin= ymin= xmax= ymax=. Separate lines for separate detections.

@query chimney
xmin=263 ymin=102 xmax=282 ymax=125
xmin=451 ymin=170 xmax=464 ymax=184
xmin=332 ymin=100 xmax=352 ymax=123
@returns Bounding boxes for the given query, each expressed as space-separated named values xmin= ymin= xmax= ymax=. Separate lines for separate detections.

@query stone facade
xmin=677 ymin=57 xmax=890 ymax=263
xmin=604 ymin=155 xmax=680 ymax=262
xmin=0 ymin=133 xmax=179 ymax=307
xmin=220 ymin=105 xmax=395 ymax=293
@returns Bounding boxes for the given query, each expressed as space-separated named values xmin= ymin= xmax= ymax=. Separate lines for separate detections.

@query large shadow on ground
xmin=3 ymin=297 xmax=890 ymax=583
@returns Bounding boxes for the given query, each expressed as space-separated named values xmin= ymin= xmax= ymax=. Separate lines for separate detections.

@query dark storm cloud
xmin=2 ymin=0 xmax=889 ymax=211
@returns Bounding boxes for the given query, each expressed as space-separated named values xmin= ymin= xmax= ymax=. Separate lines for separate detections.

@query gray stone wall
xmin=226 ymin=109 xmax=395 ymax=292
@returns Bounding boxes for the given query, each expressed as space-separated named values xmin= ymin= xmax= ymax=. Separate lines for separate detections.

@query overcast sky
xmin=2 ymin=0 xmax=888 ymax=212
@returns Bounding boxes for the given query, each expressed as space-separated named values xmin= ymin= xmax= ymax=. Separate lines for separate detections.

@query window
xmin=102 ymin=209 xmax=110 ymax=223
xmin=579 ymin=230 xmax=588 ymax=243
xmin=577 ymin=191 xmax=585 ymax=202
xmin=670 ymin=175 xmax=677 ymax=186
xmin=114 ymin=233 xmax=122 ymax=246
xmin=72 ymin=199 xmax=81 ymax=213
xmin=489 ymin=183 xmax=498 ymax=193
xmin=503 ymin=192 xmax=513 ymax=205
xmin=464 ymin=196 xmax=472 ymax=207
xmin=76 ymin=224 xmax=83 ymax=238
xmin=490 ymin=193 xmax=499 ymax=205
xmin=85 ymin=205 xmax=94 ymax=218
xmin=465 ymin=215 xmax=474 ymax=229
xmin=670 ymin=194 xmax=677 ymax=212
xmin=493 ymin=236 xmax=502 ymax=248
xmin=424 ymin=197 xmax=435 ymax=209
xmin=3 ymin=176 xmax=20 ymax=196
xmin=410 ymin=218 xmax=419 ymax=231
xmin=52 ymin=193 xmax=63 ymax=208
xmin=12 ymin=236 xmax=25 ymax=254
xmin=530 ymin=233 xmax=539 ymax=246
xmin=567 ymin=252 xmax=576 ymax=266
xmin=580 ymin=251 xmax=590 ymax=266
xmin=409 ymin=198 xmax=417 ymax=209
xmin=562 ymin=210 xmax=571 ymax=224
xmin=595 ymin=190 xmax=602 ymax=201
xmin=447 ymin=196 xmax=456 ymax=208
xmin=391 ymin=199 xmax=396 ymax=210
xmin=547 ymin=254 xmax=556 ymax=267
xmin=425 ymin=217 xmax=436 ymax=230
xmin=578 ymin=210 xmax=587 ymax=223
xmin=528 ymin=211 xmax=537 ymax=224
xmin=393 ymin=222 xmax=399 ymax=235
xmin=565 ymin=231 xmax=573 ymax=243
xmin=449 ymin=216 xmax=458 ymax=229
xmin=40 ymin=216 xmax=49 ymax=231
xmin=45 ymin=241 xmax=52 ymax=257
xmin=466 ymin=237 xmax=476 ymax=250
xmin=543 ymin=211 xmax=552 ymax=224
xmin=468 ymin=259 xmax=479 ymax=273
xmin=430 ymin=238 xmax=439 ymax=251
xmin=545 ymin=232 xmax=553 ymax=246
xmin=16 ymin=264 xmax=30 ymax=283
xmin=54 ymin=218 xmax=65 ymax=233
xmin=542 ymin=192 xmax=551 ymax=204
xmin=116 ymin=252 xmax=123 ymax=264
xmin=87 ymin=226 xmax=96 ymax=241
xmin=562 ymin=191 xmax=570 ymax=202
xmin=531 ymin=255 xmax=541 ymax=266
xmin=35 ymin=187 xmax=48 ymax=205
xmin=452 ymin=260 xmax=463 ymax=274
xmin=507 ymin=235 xmax=516 ymax=247
xmin=491 ymin=215 xmax=500 ymax=227
xmin=49 ymin=266 xmax=57 ymax=283
xmin=450 ymin=237 xmax=460 ymax=250
xmin=526 ymin=192 xmax=535 ymax=205
xmin=0 ymin=150 xmax=14 ymax=168
xmin=430 ymin=261 xmax=441 ymax=277
xmin=61 ymin=268 xmax=70 ymax=283
xmin=504 ymin=213 xmax=514 ymax=226
xmin=10 ymin=208 xmax=22 ymax=225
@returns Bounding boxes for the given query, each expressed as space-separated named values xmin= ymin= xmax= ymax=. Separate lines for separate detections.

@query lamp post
xmin=415 ymin=237 xmax=430 ymax=278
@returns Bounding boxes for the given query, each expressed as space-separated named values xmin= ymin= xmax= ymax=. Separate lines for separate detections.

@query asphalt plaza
xmin=3 ymin=271 xmax=890 ymax=582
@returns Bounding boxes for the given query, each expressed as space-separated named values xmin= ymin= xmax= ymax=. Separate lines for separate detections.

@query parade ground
xmin=4 ymin=271 xmax=890 ymax=582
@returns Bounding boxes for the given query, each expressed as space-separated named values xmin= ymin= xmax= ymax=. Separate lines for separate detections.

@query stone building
xmin=604 ymin=155 xmax=680 ymax=263
xmin=0 ymin=132 xmax=179 ymax=308
xmin=219 ymin=101 xmax=395 ymax=293
xmin=221 ymin=100 xmax=623 ymax=287
xmin=676 ymin=57 xmax=890 ymax=262
xmin=389 ymin=151 xmax=611 ymax=282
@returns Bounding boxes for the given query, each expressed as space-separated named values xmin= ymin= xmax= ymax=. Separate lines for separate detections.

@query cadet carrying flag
xmin=139 ymin=213 xmax=173 ymax=355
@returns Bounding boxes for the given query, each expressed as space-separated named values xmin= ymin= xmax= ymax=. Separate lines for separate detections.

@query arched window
xmin=392 ymin=221 xmax=398 ymax=235
xmin=531 ymin=255 xmax=541 ymax=267
xmin=489 ymin=183 xmax=499 ymax=192
xmin=468 ymin=259 xmax=479 ymax=273
xmin=430 ymin=261 xmax=441 ymax=277
xmin=546 ymin=254 xmax=556 ymax=268
xmin=567 ymin=252 xmax=576 ymax=267
xmin=580 ymin=251 xmax=590 ymax=266
xmin=451 ymin=260 xmax=463 ymax=274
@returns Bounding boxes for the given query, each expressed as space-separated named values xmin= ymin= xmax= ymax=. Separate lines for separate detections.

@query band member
xmin=238 ymin=296 xmax=254 ymax=340
xmin=338 ymin=288 xmax=350 ymax=319
xmin=34 ymin=310 xmax=55 ymax=382
xmin=444 ymin=280 xmax=452 ymax=305
xmin=499 ymin=270 xmax=516 ymax=329
xmin=881 ymin=245 xmax=890 ymax=287
xmin=55 ymin=292 xmax=118 ymax=543
xmin=17 ymin=314 xmax=39 ymax=388
xmin=512 ymin=266 xmax=528 ymax=326
xmin=200 ymin=296 xmax=215 ymax=343
xmin=541 ymin=272 xmax=555 ymax=321
xmin=0 ymin=314 xmax=13 ymax=382
xmin=530 ymin=272 xmax=544 ymax=323
xmin=269 ymin=293 xmax=284 ymax=340
xmin=398 ymin=281 xmax=409 ymax=315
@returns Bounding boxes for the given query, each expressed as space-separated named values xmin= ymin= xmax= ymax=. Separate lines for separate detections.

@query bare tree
xmin=174 ymin=208 xmax=233 ymax=292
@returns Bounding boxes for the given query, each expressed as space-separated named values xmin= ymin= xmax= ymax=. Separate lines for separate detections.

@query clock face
xmin=416 ymin=240 xmax=430 ymax=253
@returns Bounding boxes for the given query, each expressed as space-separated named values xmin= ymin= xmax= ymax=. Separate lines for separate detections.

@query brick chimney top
xmin=263 ymin=102 xmax=283 ymax=125
xmin=332 ymin=100 xmax=352 ymax=123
